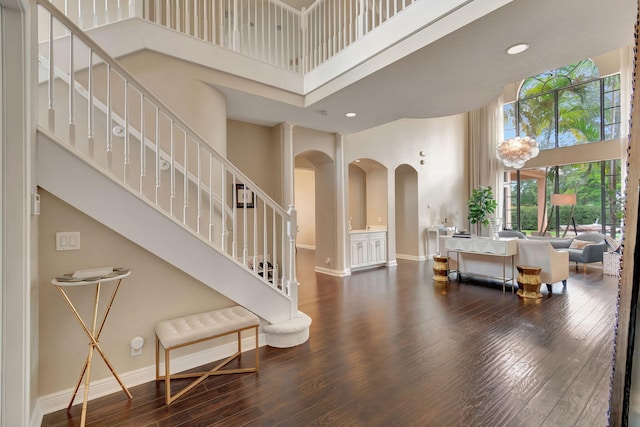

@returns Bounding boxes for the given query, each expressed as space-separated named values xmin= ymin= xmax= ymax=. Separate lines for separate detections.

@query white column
xmin=386 ymin=170 xmax=397 ymax=266
xmin=1 ymin=2 xmax=34 ymax=426
xmin=282 ymin=122 xmax=294 ymax=207
xmin=335 ymin=133 xmax=348 ymax=274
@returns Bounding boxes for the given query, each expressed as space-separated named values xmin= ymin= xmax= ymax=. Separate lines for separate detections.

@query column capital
xmin=282 ymin=122 xmax=295 ymax=132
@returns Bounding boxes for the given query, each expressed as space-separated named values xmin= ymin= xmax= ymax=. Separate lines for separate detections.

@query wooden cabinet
xmin=350 ymin=231 xmax=387 ymax=270
xmin=350 ymin=233 xmax=369 ymax=267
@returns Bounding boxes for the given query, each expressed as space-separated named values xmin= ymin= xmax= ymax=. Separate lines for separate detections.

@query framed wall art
xmin=236 ymin=183 xmax=255 ymax=208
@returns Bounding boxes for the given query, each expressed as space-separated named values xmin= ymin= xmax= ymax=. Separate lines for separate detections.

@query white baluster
xmin=139 ymin=93 xmax=145 ymax=194
xmin=197 ymin=144 xmax=202 ymax=234
xmin=88 ymin=50 xmax=94 ymax=158
xmin=232 ymin=175 xmax=237 ymax=258
xmin=272 ymin=210 xmax=278 ymax=287
xmin=243 ymin=182 xmax=248 ymax=264
xmin=183 ymin=130 xmax=188 ymax=224
xmin=48 ymin=13 xmax=55 ymax=132
xmin=170 ymin=120 xmax=175 ymax=217
xmin=68 ymin=33 xmax=75 ymax=146
xmin=209 ymin=155 xmax=214 ymax=242
xmin=221 ymin=165 xmax=227 ymax=252
xmin=263 ymin=200 xmax=267 ymax=282
xmin=155 ymin=107 xmax=160 ymax=206
xmin=106 ymin=64 xmax=112 ymax=169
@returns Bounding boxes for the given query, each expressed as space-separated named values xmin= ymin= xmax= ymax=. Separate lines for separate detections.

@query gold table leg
xmin=55 ymin=278 xmax=132 ymax=426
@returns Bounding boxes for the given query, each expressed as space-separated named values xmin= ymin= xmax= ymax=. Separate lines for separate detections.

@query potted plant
xmin=468 ymin=185 xmax=497 ymax=236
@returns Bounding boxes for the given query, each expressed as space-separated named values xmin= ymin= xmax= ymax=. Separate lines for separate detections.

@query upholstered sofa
xmin=546 ymin=232 xmax=609 ymax=271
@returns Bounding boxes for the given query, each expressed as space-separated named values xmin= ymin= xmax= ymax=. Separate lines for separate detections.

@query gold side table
xmin=516 ymin=265 xmax=543 ymax=299
xmin=52 ymin=268 xmax=133 ymax=427
xmin=433 ymin=256 xmax=449 ymax=283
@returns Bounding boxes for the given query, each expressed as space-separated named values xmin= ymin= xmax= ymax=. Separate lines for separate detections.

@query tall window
xmin=504 ymin=59 xmax=621 ymax=149
xmin=503 ymin=59 xmax=622 ymax=239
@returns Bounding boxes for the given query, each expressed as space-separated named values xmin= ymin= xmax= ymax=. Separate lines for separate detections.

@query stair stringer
xmin=37 ymin=130 xmax=294 ymax=325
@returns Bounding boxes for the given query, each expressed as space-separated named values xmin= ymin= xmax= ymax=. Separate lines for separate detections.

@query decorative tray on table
xmin=55 ymin=267 xmax=130 ymax=282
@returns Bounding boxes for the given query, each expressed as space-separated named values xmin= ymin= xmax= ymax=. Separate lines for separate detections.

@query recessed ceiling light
xmin=346 ymin=112 xmax=357 ymax=118
xmin=506 ymin=43 xmax=529 ymax=55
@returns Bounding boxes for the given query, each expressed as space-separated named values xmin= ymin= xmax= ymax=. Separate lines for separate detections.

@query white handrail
xmin=38 ymin=0 xmax=298 ymax=300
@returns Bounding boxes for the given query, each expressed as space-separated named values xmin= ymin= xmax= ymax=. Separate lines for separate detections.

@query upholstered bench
xmin=155 ymin=306 xmax=260 ymax=405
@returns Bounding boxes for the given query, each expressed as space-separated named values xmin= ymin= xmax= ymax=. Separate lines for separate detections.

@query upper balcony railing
xmin=46 ymin=0 xmax=419 ymax=74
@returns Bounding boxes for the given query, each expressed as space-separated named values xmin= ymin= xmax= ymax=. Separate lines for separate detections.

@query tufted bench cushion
xmin=155 ymin=306 xmax=259 ymax=349
xmin=155 ymin=306 xmax=260 ymax=405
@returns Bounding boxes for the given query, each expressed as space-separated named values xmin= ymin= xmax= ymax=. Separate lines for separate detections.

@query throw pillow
xmin=569 ymin=239 xmax=595 ymax=250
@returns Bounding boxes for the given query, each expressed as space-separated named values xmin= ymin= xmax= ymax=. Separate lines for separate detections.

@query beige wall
xmin=366 ymin=168 xmax=388 ymax=227
xmin=395 ymin=165 xmax=419 ymax=257
xmin=294 ymin=168 xmax=316 ymax=248
xmin=227 ymin=119 xmax=282 ymax=202
xmin=314 ymin=161 xmax=337 ymax=268
xmin=292 ymin=127 xmax=338 ymax=270
xmin=346 ymin=115 xmax=468 ymax=259
xmin=348 ymin=164 xmax=366 ymax=230
xmin=38 ymin=190 xmax=232 ymax=396
xmin=118 ymin=51 xmax=228 ymax=156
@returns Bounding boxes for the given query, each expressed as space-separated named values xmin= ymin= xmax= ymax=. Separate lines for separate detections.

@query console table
xmin=52 ymin=267 xmax=132 ymax=427
xmin=444 ymin=237 xmax=518 ymax=293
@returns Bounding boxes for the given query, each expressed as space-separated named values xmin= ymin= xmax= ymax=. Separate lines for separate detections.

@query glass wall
xmin=504 ymin=160 xmax=622 ymax=239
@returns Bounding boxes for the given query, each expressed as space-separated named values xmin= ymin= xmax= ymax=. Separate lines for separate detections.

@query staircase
xmin=36 ymin=0 xmax=310 ymax=345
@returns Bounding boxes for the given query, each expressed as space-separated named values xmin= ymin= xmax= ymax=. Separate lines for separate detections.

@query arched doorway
xmin=395 ymin=164 xmax=420 ymax=260
xmin=295 ymin=150 xmax=338 ymax=274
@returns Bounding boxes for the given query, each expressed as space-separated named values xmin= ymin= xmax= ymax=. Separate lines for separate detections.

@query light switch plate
xmin=56 ymin=232 xmax=80 ymax=251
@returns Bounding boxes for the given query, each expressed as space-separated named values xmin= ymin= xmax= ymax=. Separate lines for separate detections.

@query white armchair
xmin=516 ymin=240 xmax=569 ymax=293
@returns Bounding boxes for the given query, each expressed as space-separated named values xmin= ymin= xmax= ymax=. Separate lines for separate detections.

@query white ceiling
xmin=220 ymin=0 xmax=636 ymax=135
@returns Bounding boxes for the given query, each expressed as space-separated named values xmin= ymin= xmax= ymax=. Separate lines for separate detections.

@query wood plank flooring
xmin=41 ymin=249 xmax=619 ymax=426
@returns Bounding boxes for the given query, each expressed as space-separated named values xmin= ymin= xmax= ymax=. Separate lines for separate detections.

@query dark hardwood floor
xmin=42 ymin=249 xmax=619 ymax=426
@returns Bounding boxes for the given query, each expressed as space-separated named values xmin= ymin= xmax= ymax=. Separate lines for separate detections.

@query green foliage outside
xmin=513 ymin=205 xmax=603 ymax=232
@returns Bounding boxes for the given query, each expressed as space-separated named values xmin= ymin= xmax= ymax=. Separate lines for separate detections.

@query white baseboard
xmin=36 ymin=333 xmax=265 ymax=417
xmin=386 ymin=259 xmax=398 ymax=267
xmin=396 ymin=253 xmax=427 ymax=262
xmin=314 ymin=266 xmax=350 ymax=277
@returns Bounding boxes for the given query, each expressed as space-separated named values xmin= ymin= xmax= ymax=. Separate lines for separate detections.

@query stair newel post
xmin=286 ymin=205 xmax=298 ymax=312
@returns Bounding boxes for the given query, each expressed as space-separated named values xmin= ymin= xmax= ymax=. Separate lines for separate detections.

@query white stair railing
xmin=38 ymin=0 xmax=298 ymax=312
xmin=46 ymin=0 xmax=420 ymax=73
